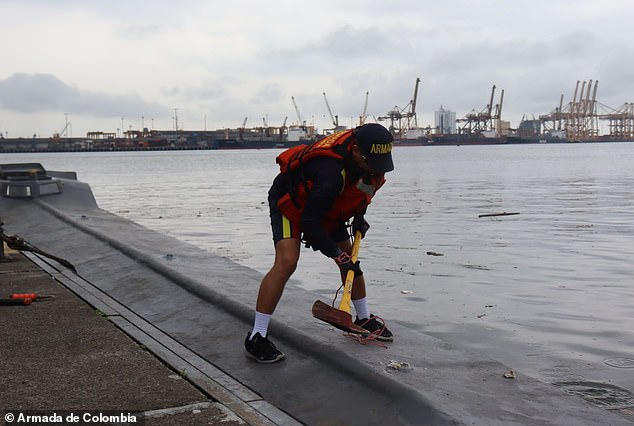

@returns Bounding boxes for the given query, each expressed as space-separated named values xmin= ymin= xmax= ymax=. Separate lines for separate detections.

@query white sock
xmin=352 ymin=297 xmax=370 ymax=320
xmin=250 ymin=311 xmax=272 ymax=339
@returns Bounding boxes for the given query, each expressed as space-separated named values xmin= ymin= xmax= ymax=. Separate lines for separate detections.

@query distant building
xmin=499 ymin=120 xmax=512 ymax=136
xmin=434 ymin=106 xmax=456 ymax=134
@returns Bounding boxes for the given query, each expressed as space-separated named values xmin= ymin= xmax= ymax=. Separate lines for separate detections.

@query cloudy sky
xmin=1 ymin=0 xmax=633 ymax=138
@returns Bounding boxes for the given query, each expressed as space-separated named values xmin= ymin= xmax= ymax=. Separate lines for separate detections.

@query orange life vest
xmin=275 ymin=130 xmax=385 ymax=232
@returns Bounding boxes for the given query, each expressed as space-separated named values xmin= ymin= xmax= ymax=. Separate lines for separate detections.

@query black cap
xmin=354 ymin=123 xmax=394 ymax=173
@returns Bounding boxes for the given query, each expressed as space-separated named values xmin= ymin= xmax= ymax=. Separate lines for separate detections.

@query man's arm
xmin=300 ymin=158 xmax=345 ymax=258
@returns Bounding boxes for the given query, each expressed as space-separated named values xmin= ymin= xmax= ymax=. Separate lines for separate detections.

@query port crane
xmin=280 ymin=116 xmax=288 ymax=139
xmin=323 ymin=92 xmax=348 ymax=132
xmin=239 ymin=116 xmax=247 ymax=140
xmin=59 ymin=121 xmax=71 ymax=137
xmin=378 ymin=77 xmax=420 ymax=138
xmin=323 ymin=92 xmax=339 ymax=130
xmin=359 ymin=91 xmax=369 ymax=126
xmin=529 ymin=79 xmax=633 ymax=141
xmin=52 ymin=113 xmax=72 ymax=141
xmin=567 ymin=79 xmax=599 ymax=140
xmin=601 ymin=102 xmax=634 ymax=139
xmin=291 ymin=96 xmax=305 ymax=127
xmin=539 ymin=80 xmax=603 ymax=140
xmin=456 ymin=85 xmax=504 ymax=136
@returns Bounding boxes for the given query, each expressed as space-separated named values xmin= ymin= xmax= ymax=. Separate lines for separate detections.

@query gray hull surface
xmin=1 ymin=169 xmax=630 ymax=426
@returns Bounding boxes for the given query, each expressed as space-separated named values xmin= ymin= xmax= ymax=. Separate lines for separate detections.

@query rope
xmin=331 ymin=281 xmax=389 ymax=348
xmin=344 ymin=315 xmax=389 ymax=349
xmin=0 ymin=230 xmax=76 ymax=272
xmin=331 ymin=283 xmax=344 ymax=307
xmin=329 ymin=236 xmax=388 ymax=348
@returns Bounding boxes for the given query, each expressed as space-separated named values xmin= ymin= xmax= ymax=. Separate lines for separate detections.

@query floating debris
xmin=426 ymin=251 xmax=444 ymax=256
xmin=463 ymin=264 xmax=490 ymax=271
xmin=387 ymin=360 xmax=411 ymax=371
xmin=477 ymin=313 xmax=486 ymax=318
xmin=401 ymin=290 xmax=412 ymax=294
xmin=503 ymin=369 xmax=516 ymax=379
xmin=478 ymin=212 xmax=520 ymax=218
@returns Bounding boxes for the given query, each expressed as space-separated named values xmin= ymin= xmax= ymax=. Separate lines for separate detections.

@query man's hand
xmin=352 ymin=215 xmax=370 ymax=239
xmin=333 ymin=251 xmax=363 ymax=277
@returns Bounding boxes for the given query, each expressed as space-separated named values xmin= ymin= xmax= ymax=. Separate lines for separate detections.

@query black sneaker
xmin=354 ymin=315 xmax=394 ymax=342
xmin=244 ymin=332 xmax=285 ymax=363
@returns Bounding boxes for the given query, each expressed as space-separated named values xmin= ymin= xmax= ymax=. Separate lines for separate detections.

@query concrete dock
xmin=0 ymin=248 xmax=253 ymax=425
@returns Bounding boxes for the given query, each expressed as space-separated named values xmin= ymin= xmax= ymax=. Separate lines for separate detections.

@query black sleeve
xmin=300 ymin=158 xmax=345 ymax=258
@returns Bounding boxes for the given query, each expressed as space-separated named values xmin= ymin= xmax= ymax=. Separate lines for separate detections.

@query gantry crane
xmin=378 ymin=77 xmax=421 ymax=138
xmin=567 ymin=79 xmax=599 ymax=139
xmin=456 ymin=85 xmax=504 ymax=135
xmin=536 ymin=79 xmax=634 ymax=140
xmin=539 ymin=80 xmax=600 ymax=140
xmin=601 ymin=102 xmax=634 ymax=139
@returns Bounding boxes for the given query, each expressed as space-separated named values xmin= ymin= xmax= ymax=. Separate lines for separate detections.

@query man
xmin=245 ymin=123 xmax=395 ymax=363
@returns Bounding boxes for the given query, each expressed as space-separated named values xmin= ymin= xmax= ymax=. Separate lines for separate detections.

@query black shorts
xmin=269 ymin=199 xmax=349 ymax=245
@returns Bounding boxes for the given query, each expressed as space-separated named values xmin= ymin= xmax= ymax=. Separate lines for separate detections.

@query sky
xmin=1 ymin=0 xmax=633 ymax=138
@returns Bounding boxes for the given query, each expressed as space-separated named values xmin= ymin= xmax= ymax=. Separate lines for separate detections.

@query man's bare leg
xmin=256 ymin=238 xmax=301 ymax=314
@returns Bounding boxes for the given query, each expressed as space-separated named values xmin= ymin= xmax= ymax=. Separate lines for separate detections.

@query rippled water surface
xmin=4 ymin=144 xmax=634 ymax=400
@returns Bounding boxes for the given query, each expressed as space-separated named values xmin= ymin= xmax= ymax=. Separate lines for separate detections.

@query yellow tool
xmin=311 ymin=230 xmax=368 ymax=335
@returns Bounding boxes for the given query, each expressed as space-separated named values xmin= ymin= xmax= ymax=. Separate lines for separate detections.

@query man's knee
xmin=273 ymin=239 xmax=300 ymax=277
xmin=274 ymin=252 xmax=298 ymax=276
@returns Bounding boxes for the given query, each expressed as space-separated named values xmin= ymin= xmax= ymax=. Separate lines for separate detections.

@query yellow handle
xmin=337 ymin=230 xmax=362 ymax=313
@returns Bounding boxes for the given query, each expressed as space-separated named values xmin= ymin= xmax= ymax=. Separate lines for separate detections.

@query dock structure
xmin=0 ymin=125 xmax=318 ymax=153
xmin=2 ymin=162 xmax=633 ymax=425
xmin=3 ymin=78 xmax=634 ymax=150
xmin=537 ymin=80 xmax=634 ymax=141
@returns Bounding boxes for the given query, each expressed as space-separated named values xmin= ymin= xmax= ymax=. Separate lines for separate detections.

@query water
xmin=3 ymin=144 xmax=634 ymax=405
